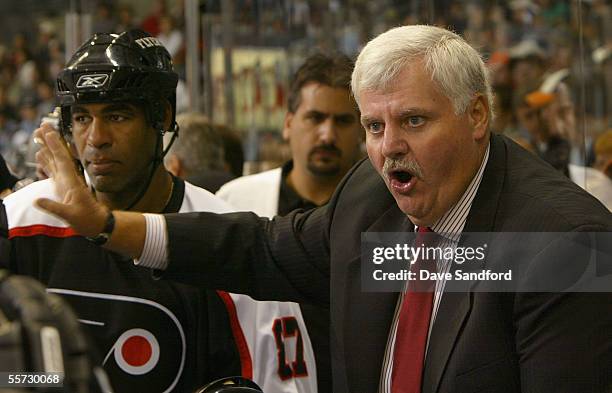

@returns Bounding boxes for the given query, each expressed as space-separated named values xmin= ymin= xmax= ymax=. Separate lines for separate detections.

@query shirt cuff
xmin=133 ymin=213 xmax=169 ymax=270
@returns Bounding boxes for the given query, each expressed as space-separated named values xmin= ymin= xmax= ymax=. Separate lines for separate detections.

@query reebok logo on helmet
xmin=76 ymin=74 xmax=109 ymax=89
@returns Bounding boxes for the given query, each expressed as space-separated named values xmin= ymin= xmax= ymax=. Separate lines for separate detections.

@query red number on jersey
xmin=272 ymin=317 xmax=308 ymax=380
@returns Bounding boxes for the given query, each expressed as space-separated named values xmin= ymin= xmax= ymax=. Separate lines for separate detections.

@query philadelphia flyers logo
xmin=47 ymin=288 xmax=185 ymax=393
xmin=109 ymin=328 xmax=160 ymax=375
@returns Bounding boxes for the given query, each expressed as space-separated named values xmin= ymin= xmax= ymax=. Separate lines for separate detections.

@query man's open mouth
xmin=389 ymin=170 xmax=413 ymax=184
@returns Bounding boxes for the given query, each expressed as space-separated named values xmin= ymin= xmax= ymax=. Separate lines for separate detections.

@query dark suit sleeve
xmin=515 ymin=291 xmax=612 ymax=392
xmin=161 ymin=205 xmax=332 ymax=307
xmin=514 ymin=230 xmax=612 ymax=393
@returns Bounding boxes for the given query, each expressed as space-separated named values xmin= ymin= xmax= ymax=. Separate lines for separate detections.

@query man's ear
xmin=165 ymin=153 xmax=183 ymax=177
xmin=469 ymin=94 xmax=489 ymax=140
xmin=282 ymin=112 xmax=294 ymax=141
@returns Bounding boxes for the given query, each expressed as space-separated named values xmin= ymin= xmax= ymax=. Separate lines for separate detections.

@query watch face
xmin=87 ymin=233 xmax=110 ymax=246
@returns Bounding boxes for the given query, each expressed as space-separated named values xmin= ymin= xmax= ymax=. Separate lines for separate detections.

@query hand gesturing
xmin=34 ymin=124 xmax=108 ymax=237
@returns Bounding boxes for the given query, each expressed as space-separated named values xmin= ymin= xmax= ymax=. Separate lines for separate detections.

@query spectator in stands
xmin=13 ymin=48 xmax=37 ymax=91
xmin=568 ymin=128 xmax=612 ymax=211
xmin=0 ymin=109 xmax=18 ymax=155
xmin=509 ymin=39 xmax=546 ymax=90
xmin=12 ymin=95 xmax=39 ymax=148
xmin=0 ymin=86 xmax=17 ymax=123
xmin=515 ymin=80 xmax=570 ymax=176
xmin=141 ymin=0 xmax=167 ymax=36
xmin=35 ymin=81 xmax=54 ymax=120
xmin=115 ymin=4 xmax=137 ymax=33
xmin=92 ymin=1 xmax=116 ymax=34
xmin=157 ymin=15 xmax=183 ymax=58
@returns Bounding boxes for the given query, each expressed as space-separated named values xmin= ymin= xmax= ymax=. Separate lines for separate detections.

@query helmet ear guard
xmin=146 ymin=94 xmax=178 ymax=136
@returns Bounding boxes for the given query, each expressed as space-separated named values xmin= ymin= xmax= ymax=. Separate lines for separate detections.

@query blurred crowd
xmin=0 ymin=0 xmax=610 ymax=202
xmin=0 ymin=0 xmax=187 ymax=180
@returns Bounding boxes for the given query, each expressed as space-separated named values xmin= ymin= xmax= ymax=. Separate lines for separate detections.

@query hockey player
xmin=1 ymin=30 xmax=317 ymax=393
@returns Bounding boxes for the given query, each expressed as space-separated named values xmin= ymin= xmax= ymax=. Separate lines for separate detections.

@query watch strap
xmin=86 ymin=211 xmax=115 ymax=246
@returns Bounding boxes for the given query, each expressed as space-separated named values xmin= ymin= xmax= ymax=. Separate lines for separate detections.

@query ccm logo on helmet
xmin=76 ymin=74 xmax=109 ymax=89
xmin=135 ymin=37 xmax=163 ymax=49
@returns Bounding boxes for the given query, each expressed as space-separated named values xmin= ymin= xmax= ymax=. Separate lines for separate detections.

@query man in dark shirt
xmin=277 ymin=161 xmax=318 ymax=213
xmin=216 ymin=53 xmax=364 ymax=393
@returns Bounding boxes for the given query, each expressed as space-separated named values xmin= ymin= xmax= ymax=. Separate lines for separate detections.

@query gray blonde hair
xmin=351 ymin=25 xmax=494 ymax=120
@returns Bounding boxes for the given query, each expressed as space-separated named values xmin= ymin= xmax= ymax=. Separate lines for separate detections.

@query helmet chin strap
xmin=85 ymin=122 xmax=179 ymax=212
xmin=122 ymin=122 xmax=179 ymax=211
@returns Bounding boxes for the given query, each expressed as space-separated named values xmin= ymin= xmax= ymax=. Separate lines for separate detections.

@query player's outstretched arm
xmin=34 ymin=125 xmax=146 ymax=259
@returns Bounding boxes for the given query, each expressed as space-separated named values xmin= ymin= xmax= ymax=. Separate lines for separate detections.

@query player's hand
xmin=34 ymin=125 xmax=108 ymax=237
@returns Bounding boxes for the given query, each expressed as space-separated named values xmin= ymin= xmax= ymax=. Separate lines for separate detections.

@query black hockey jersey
xmin=1 ymin=177 xmax=242 ymax=392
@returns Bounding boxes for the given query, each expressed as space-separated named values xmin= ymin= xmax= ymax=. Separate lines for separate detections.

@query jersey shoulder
xmin=215 ymin=168 xmax=282 ymax=217
xmin=216 ymin=167 xmax=282 ymax=198
xmin=181 ymin=181 xmax=235 ymax=214
xmin=3 ymin=179 xmax=73 ymax=234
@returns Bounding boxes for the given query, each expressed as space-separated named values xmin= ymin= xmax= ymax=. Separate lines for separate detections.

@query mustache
xmin=309 ymin=144 xmax=342 ymax=157
xmin=382 ymin=158 xmax=424 ymax=181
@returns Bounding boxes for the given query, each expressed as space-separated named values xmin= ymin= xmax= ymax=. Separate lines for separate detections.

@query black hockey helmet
xmin=194 ymin=376 xmax=263 ymax=393
xmin=56 ymin=29 xmax=179 ymax=139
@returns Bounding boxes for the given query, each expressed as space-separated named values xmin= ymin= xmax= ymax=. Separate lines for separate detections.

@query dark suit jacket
xmin=161 ymin=134 xmax=612 ymax=393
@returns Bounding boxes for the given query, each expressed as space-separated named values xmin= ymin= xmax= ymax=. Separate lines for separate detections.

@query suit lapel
xmin=462 ymin=134 xmax=506 ymax=234
xmin=422 ymin=290 xmax=472 ymax=393
xmin=422 ymin=135 xmax=508 ymax=393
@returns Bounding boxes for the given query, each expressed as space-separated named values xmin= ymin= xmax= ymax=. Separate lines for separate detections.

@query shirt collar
xmin=417 ymin=143 xmax=490 ymax=242
xmin=278 ymin=160 xmax=319 ymax=214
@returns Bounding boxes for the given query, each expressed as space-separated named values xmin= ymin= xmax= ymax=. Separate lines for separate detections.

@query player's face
xmin=360 ymin=60 xmax=489 ymax=226
xmin=283 ymin=82 xmax=362 ymax=178
xmin=70 ymin=102 xmax=157 ymax=194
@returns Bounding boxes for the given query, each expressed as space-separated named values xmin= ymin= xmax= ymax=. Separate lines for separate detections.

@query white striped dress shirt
xmin=378 ymin=145 xmax=490 ymax=393
xmin=134 ymin=213 xmax=168 ymax=270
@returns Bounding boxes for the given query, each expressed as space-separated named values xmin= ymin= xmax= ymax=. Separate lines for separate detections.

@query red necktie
xmin=391 ymin=227 xmax=438 ymax=393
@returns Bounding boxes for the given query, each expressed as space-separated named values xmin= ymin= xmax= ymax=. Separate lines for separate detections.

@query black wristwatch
xmin=86 ymin=211 xmax=115 ymax=246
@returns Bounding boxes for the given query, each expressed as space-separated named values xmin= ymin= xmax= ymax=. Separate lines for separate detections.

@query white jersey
xmin=216 ymin=168 xmax=283 ymax=217
xmin=187 ymin=180 xmax=319 ymax=393
xmin=217 ymin=168 xmax=320 ymax=393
